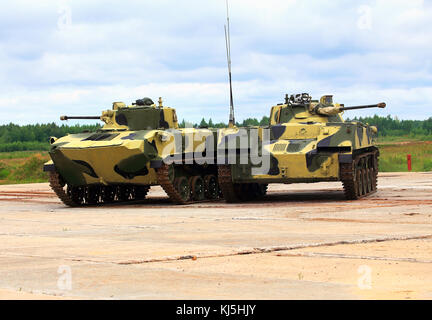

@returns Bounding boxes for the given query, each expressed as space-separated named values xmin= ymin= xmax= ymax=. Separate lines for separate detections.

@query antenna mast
xmin=224 ymin=0 xmax=235 ymax=128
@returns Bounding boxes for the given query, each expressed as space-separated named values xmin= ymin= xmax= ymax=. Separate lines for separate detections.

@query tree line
xmin=0 ymin=123 xmax=101 ymax=152
xmin=186 ymin=115 xmax=432 ymax=138
xmin=0 ymin=115 xmax=430 ymax=152
xmin=178 ymin=116 xmax=271 ymax=128
xmin=346 ymin=115 xmax=432 ymax=137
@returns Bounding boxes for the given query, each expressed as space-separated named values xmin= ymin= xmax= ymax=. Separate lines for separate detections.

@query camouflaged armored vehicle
xmin=44 ymin=97 xmax=223 ymax=206
xmin=44 ymin=94 xmax=385 ymax=207
xmin=216 ymin=93 xmax=386 ymax=202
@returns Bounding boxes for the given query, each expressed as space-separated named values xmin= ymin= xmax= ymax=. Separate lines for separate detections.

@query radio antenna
xmin=224 ymin=0 xmax=235 ymax=128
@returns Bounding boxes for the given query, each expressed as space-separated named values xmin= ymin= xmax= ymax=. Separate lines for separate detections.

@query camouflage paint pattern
xmin=220 ymin=95 xmax=379 ymax=183
xmin=45 ymin=101 xmax=218 ymax=187
xmin=45 ymin=95 xmax=380 ymax=190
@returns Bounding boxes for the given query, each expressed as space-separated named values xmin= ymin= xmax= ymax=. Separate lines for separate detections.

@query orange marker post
xmin=407 ymin=154 xmax=412 ymax=171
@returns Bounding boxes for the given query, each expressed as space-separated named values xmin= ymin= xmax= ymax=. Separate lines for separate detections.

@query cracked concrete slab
xmin=0 ymin=172 xmax=431 ymax=299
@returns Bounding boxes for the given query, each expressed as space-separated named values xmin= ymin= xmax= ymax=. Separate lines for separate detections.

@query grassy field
xmin=0 ymin=151 xmax=50 ymax=185
xmin=377 ymin=136 xmax=428 ymax=143
xmin=0 ymin=140 xmax=430 ymax=185
xmin=378 ymin=141 xmax=432 ymax=172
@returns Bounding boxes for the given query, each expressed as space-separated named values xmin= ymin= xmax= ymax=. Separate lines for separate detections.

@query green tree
xmin=199 ymin=118 xmax=208 ymax=128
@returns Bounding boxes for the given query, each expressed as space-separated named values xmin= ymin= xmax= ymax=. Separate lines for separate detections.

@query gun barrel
xmin=339 ymin=102 xmax=386 ymax=111
xmin=60 ymin=116 xmax=101 ymax=121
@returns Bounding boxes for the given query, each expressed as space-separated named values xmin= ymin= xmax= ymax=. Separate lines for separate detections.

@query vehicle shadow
xmin=114 ymin=190 xmax=349 ymax=207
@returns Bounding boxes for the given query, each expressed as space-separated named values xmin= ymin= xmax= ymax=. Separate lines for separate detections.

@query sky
xmin=0 ymin=0 xmax=431 ymax=125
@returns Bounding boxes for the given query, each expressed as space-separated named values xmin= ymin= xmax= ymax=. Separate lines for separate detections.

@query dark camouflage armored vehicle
xmin=216 ymin=93 xmax=386 ymax=201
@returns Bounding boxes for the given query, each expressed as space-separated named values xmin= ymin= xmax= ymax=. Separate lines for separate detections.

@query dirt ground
xmin=0 ymin=172 xmax=431 ymax=300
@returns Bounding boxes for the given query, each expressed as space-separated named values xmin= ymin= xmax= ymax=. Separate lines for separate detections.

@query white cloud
xmin=0 ymin=0 xmax=431 ymax=124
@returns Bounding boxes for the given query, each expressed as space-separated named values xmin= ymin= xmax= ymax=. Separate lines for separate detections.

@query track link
xmin=341 ymin=149 xmax=379 ymax=200
xmin=156 ymin=164 xmax=189 ymax=205
xmin=49 ymin=171 xmax=150 ymax=207
xmin=49 ymin=172 xmax=79 ymax=207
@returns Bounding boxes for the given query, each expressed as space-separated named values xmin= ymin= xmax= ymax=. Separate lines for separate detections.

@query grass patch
xmin=0 ymin=150 xmax=46 ymax=160
xmin=0 ymin=152 xmax=50 ymax=185
xmin=0 ymin=141 xmax=50 ymax=152
xmin=0 ymin=167 xmax=10 ymax=179
xmin=377 ymin=135 xmax=432 ymax=144
xmin=378 ymin=141 xmax=432 ymax=172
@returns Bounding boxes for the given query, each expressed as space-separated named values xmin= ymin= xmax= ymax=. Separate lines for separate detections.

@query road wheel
xmin=116 ymin=186 xmax=132 ymax=202
xmin=85 ymin=186 xmax=100 ymax=204
xmin=356 ymin=165 xmax=362 ymax=197
xmin=175 ymin=177 xmax=191 ymax=202
xmin=101 ymin=186 xmax=115 ymax=203
xmin=67 ymin=186 xmax=85 ymax=205
xmin=341 ymin=149 xmax=379 ymax=200
xmin=189 ymin=176 xmax=205 ymax=201
xmin=204 ymin=175 xmax=219 ymax=200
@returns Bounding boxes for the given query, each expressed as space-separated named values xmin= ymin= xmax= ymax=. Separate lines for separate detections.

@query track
xmin=50 ymin=148 xmax=376 ymax=206
xmin=156 ymin=163 xmax=221 ymax=205
xmin=49 ymin=171 xmax=150 ymax=207
xmin=341 ymin=149 xmax=379 ymax=200
xmin=157 ymin=164 xmax=189 ymax=204
xmin=49 ymin=171 xmax=78 ymax=207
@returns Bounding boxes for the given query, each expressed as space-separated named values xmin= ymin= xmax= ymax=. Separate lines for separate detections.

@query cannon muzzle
xmin=60 ymin=116 xmax=101 ymax=121
xmin=339 ymin=102 xmax=386 ymax=112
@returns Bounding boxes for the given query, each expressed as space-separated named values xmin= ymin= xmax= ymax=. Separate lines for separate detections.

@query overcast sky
xmin=0 ymin=0 xmax=431 ymax=125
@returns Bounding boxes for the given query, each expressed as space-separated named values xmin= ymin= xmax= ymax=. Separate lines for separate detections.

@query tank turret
xmin=60 ymin=97 xmax=179 ymax=131
xmin=270 ymin=93 xmax=386 ymax=125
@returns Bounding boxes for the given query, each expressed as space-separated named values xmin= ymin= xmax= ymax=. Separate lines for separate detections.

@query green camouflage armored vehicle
xmin=44 ymin=97 xmax=223 ymax=206
xmin=216 ymin=93 xmax=386 ymax=202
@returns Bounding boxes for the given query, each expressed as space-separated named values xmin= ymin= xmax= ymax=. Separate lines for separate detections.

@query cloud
xmin=0 ymin=0 xmax=431 ymax=124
